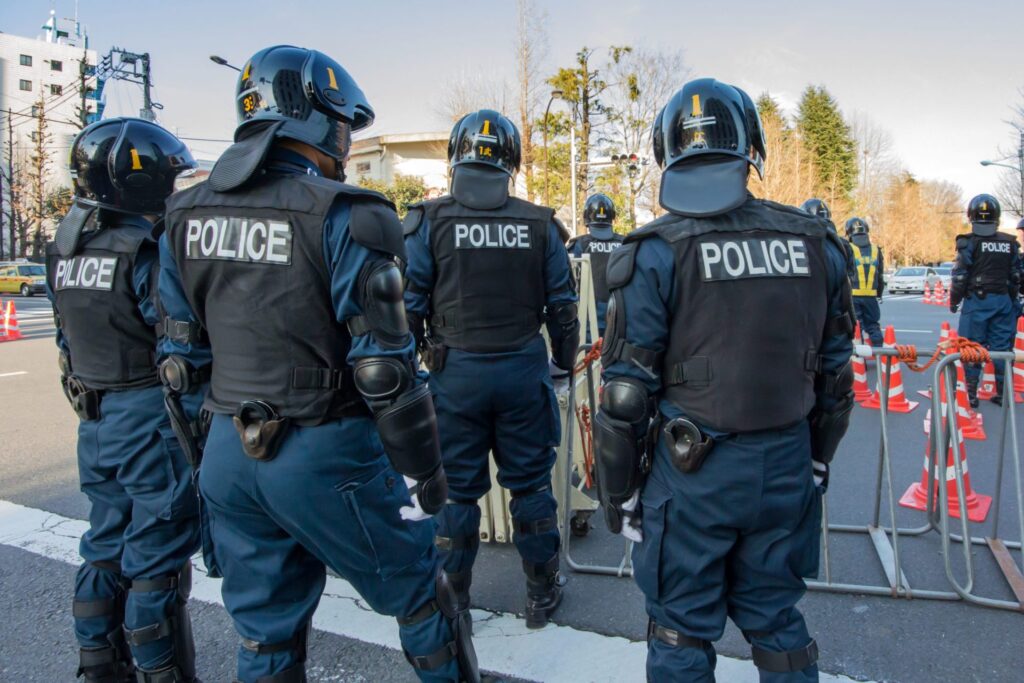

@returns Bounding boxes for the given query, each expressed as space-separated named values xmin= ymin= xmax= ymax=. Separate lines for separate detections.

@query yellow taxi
xmin=0 ymin=260 xmax=47 ymax=297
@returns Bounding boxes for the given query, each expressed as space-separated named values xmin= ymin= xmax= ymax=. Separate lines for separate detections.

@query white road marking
xmin=0 ymin=500 xmax=868 ymax=683
xmin=0 ymin=371 xmax=28 ymax=378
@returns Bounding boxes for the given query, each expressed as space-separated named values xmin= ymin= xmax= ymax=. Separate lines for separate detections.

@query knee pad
xmin=398 ymin=571 xmax=480 ymax=682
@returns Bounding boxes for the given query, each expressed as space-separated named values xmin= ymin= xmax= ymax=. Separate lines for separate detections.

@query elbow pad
xmin=348 ymin=261 xmax=410 ymax=349
xmin=593 ymin=377 xmax=654 ymax=533
xmin=353 ymin=357 xmax=447 ymax=511
xmin=546 ymin=302 xmax=581 ymax=371
xmin=810 ymin=360 xmax=854 ymax=465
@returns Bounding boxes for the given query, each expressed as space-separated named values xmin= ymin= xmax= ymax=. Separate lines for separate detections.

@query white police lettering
xmin=184 ymin=217 xmax=292 ymax=265
xmin=699 ymin=236 xmax=811 ymax=281
xmin=588 ymin=241 xmax=621 ymax=254
xmin=981 ymin=241 xmax=1011 ymax=254
xmin=53 ymin=256 xmax=118 ymax=291
xmin=454 ymin=223 xmax=531 ymax=249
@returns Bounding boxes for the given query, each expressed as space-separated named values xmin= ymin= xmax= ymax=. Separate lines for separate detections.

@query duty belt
xmin=63 ymin=375 xmax=103 ymax=421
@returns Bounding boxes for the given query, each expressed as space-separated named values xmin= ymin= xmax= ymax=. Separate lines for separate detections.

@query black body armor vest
xmin=962 ymin=232 xmax=1017 ymax=295
xmin=569 ymin=233 xmax=624 ymax=303
xmin=628 ymin=199 xmax=830 ymax=433
xmin=164 ymin=172 xmax=391 ymax=423
xmin=422 ymin=195 xmax=554 ymax=353
xmin=46 ymin=218 xmax=160 ymax=391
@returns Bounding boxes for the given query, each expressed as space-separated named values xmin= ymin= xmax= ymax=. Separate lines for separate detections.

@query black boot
xmin=966 ymin=377 xmax=979 ymax=409
xmin=991 ymin=380 xmax=1004 ymax=406
xmin=524 ymin=557 xmax=565 ymax=629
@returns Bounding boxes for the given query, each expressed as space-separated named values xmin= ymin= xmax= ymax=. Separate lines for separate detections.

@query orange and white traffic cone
xmin=851 ymin=322 xmax=875 ymax=404
xmin=0 ymin=300 xmax=23 ymax=342
xmin=948 ymin=332 xmax=986 ymax=440
xmin=1013 ymin=317 xmax=1024 ymax=397
xmin=900 ymin=406 xmax=992 ymax=522
xmin=938 ymin=283 xmax=950 ymax=307
xmin=862 ymin=325 xmax=918 ymax=412
xmin=923 ymin=282 xmax=934 ymax=304
xmin=978 ymin=362 xmax=997 ymax=401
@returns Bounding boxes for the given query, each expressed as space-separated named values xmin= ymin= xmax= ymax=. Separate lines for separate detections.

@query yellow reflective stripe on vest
xmin=851 ymin=244 xmax=879 ymax=296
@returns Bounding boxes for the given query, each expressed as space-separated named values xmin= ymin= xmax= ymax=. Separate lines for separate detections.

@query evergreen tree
xmin=797 ymin=85 xmax=857 ymax=204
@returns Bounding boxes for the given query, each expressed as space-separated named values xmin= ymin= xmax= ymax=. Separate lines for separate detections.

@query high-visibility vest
xmin=851 ymin=243 xmax=879 ymax=296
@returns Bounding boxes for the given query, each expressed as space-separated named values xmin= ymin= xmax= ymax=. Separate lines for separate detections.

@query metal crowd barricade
xmin=808 ymin=345 xmax=1024 ymax=612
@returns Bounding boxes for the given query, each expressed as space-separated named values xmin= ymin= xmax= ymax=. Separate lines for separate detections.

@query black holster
xmin=232 ymin=400 xmax=290 ymax=461
xmin=65 ymin=374 xmax=103 ymax=422
xmin=663 ymin=417 xmax=715 ymax=474
xmin=421 ymin=337 xmax=448 ymax=373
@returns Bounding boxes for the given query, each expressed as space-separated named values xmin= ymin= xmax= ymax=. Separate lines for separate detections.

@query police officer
xmin=845 ymin=217 xmax=884 ymax=347
xmin=567 ymin=193 xmax=624 ymax=338
xmin=403 ymin=110 xmax=579 ymax=629
xmin=593 ymin=79 xmax=854 ymax=682
xmin=45 ymin=118 xmax=201 ymax=682
xmin=950 ymin=195 xmax=1023 ymax=407
xmin=802 ymin=199 xmax=853 ymax=268
xmin=158 ymin=46 xmax=481 ymax=682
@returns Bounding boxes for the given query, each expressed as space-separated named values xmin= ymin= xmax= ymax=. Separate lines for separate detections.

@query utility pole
xmin=140 ymin=52 xmax=154 ymax=121
xmin=78 ymin=49 xmax=89 ymax=127
xmin=5 ymin=110 xmax=17 ymax=260
xmin=100 ymin=48 xmax=159 ymax=121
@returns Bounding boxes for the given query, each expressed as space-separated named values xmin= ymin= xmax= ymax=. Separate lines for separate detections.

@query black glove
xmin=950 ymin=302 xmax=959 ymax=313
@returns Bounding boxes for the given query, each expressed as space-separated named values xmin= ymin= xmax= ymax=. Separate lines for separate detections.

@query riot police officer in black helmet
xmin=46 ymin=118 xmax=201 ymax=682
xmin=404 ymin=109 xmax=579 ymax=630
xmin=951 ymin=195 xmax=1024 ymax=406
xmin=803 ymin=197 xmax=853 ymax=266
xmin=568 ymin=193 xmax=624 ymax=337
xmin=159 ymin=45 xmax=482 ymax=682
xmin=594 ymin=78 xmax=854 ymax=681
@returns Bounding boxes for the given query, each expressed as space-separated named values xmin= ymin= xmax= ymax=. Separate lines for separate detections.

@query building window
xmin=50 ymin=60 xmax=63 ymax=72
xmin=356 ymin=162 xmax=371 ymax=174
xmin=19 ymin=80 xmax=32 ymax=92
xmin=19 ymin=54 xmax=32 ymax=67
xmin=31 ymin=105 xmax=40 ymax=116
xmin=50 ymin=84 xmax=63 ymax=96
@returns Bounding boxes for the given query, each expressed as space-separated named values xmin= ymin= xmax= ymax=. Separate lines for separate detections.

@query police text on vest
xmin=981 ymin=241 xmax=1012 ymax=253
xmin=54 ymin=257 xmax=118 ymax=291
xmin=588 ymin=241 xmax=621 ymax=253
xmin=699 ymin=237 xmax=810 ymax=281
xmin=185 ymin=217 xmax=292 ymax=265
xmin=454 ymin=223 xmax=531 ymax=249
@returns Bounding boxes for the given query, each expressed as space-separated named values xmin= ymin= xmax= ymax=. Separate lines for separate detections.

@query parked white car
xmin=932 ymin=266 xmax=953 ymax=289
xmin=887 ymin=266 xmax=940 ymax=294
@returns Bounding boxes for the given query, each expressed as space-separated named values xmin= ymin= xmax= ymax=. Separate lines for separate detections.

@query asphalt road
xmin=1 ymin=292 xmax=1022 ymax=682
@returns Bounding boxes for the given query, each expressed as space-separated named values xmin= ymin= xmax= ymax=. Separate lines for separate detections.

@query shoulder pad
xmin=55 ymin=202 xmax=98 ymax=257
xmin=607 ymin=242 xmax=639 ymax=290
xmin=997 ymin=231 xmax=1017 ymax=242
xmin=955 ymin=234 xmax=972 ymax=249
xmin=350 ymin=200 xmax=407 ymax=262
xmin=402 ymin=204 xmax=426 ymax=237
xmin=552 ymin=216 xmax=571 ymax=243
xmin=824 ymin=230 xmax=850 ymax=259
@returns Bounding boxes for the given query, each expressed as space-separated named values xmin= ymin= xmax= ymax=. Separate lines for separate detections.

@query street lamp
xmin=979 ymin=131 xmax=1024 ymax=218
xmin=542 ymin=89 xmax=563 ymax=207
xmin=209 ymin=55 xmax=241 ymax=72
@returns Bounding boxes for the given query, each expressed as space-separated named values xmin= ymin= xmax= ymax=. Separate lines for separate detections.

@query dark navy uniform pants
xmin=74 ymin=385 xmax=200 ymax=671
xmin=958 ymin=293 xmax=1016 ymax=385
xmin=430 ymin=335 xmax=561 ymax=582
xmin=200 ymin=414 xmax=457 ymax=683
xmin=634 ymin=418 xmax=821 ymax=683
xmin=853 ymin=296 xmax=882 ymax=347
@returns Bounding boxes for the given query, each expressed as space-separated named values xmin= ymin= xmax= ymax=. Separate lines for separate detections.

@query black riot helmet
xmin=967 ymin=194 xmax=1001 ymax=224
xmin=447 ymin=110 xmax=520 ymax=210
xmin=69 ymin=117 xmax=196 ymax=214
xmin=209 ymin=45 xmax=373 ymax=191
xmin=845 ymin=217 xmax=869 ymax=238
xmin=448 ymin=109 xmax=521 ymax=175
xmin=801 ymin=198 xmax=832 ymax=220
xmin=236 ymin=45 xmax=373 ymax=161
xmin=1017 ymin=218 xmax=1024 ymax=231
xmin=652 ymin=79 xmax=765 ymax=217
xmin=584 ymin=193 xmax=616 ymax=227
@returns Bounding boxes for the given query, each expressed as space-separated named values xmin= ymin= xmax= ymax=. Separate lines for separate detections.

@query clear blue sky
xmin=4 ymin=0 xmax=1023 ymax=205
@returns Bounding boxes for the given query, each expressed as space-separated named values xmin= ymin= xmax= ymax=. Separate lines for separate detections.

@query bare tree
xmin=514 ymin=0 xmax=548 ymax=202
xmin=433 ymin=70 xmax=512 ymax=126
xmin=992 ymin=88 xmax=1024 ymax=218
xmin=600 ymin=47 xmax=687 ymax=229
xmin=26 ymin=96 xmax=53 ymax=258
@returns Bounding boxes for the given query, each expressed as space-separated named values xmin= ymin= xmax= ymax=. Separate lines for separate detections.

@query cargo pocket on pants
xmin=337 ymin=468 xmax=435 ymax=581
xmin=797 ymin=487 xmax=824 ymax=579
xmin=632 ymin=477 xmax=673 ymax=602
